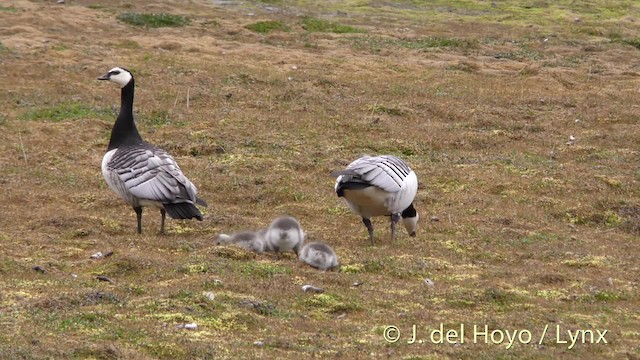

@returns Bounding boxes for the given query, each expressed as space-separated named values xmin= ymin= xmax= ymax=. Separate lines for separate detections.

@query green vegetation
xmin=350 ymin=36 xmax=477 ymax=52
xmin=117 ymin=12 xmax=191 ymax=28
xmin=245 ymin=20 xmax=290 ymax=33
xmin=20 ymin=103 xmax=112 ymax=122
xmin=1 ymin=0 xmax=639 ymax=358
xmin=301 ymin=17 xmax=364 ymax=34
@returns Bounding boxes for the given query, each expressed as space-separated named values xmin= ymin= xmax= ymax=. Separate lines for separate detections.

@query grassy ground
xmin=1 ymin=0 xmax=639 ymax=358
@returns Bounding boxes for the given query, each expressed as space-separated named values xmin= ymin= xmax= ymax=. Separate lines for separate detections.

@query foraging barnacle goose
xmin=264 ymin=215 xmax=305 ymax=255
xmin=299 ymin=242 xmax=339 ymax=270
xmin=98 ymin=67 xmax=207 ymax=234
xmin=332 ymin=155 xmax=418 ymax=244
xmin=215 ymin=230 xmax=267 ymax=253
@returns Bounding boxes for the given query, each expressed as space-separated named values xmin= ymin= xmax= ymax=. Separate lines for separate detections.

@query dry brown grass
xmin=1 ymin=0 xmax=639 ymax=358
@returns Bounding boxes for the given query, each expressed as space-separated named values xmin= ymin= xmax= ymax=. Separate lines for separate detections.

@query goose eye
xmin=110 ymin=70 xmax=121 ymax=75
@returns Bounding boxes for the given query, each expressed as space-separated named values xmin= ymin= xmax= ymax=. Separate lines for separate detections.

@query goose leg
xmin=390 ymin=213 xmax=401 ymax=241
xmin=362 ymin=218 xmax=374 ymax=244
xmin=133 ymin=206 xmax=143 ymax=234
xmin=160 ymin=208 xmax=166 ymax=235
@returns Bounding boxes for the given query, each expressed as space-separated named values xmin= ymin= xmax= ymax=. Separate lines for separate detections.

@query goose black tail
xmin=335 ymin=181 xmax=371 ymax=197
xmin=164 ymin=202 xmax=204 ymax=221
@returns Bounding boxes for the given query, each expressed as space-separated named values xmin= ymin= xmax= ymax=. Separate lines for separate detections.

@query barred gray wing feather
xmin=109 ymin=146 xmax=199 ymax=204
xmin=334 ymin=155 xmax=411 ymax=193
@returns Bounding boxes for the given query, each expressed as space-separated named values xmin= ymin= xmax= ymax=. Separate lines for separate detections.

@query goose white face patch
xmin=107 ymin=67 xmax=132 ymax=88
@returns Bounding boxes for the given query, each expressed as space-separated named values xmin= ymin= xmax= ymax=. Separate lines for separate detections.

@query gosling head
xmin=98 ymin=67 xmax=133 ymax=88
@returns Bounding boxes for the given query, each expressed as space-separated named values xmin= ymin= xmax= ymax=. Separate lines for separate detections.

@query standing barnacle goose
xmin=98 ymin=67 xmax=207 ymax=234
xmin=332 ymin=155 xmax=419 ymax=244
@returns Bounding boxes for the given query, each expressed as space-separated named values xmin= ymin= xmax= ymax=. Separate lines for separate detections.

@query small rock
xmin=253 ymin=340 xmax=265 ymax=347
xmin=398 ymin=312 xmax=408 ymax=317
xmin=423 ymin=278 xmax=435 ymax=287
xmin=301 ymin=285 xmax=324 ymax=293
xmin=606 ymin=277 xmax=614 ymax=286
xmin=430 ymin=216 xmax=440 ymax=222
xmin=71 ymin=273 xmax=78 ymax=279
xmin=224 ymin=92 xmax=233 ymax=99
xmin=287 ymin=77 xmax=293 ymax=81
xmin=351 ymin=281 xmax=364 ymax=287
xmin=183 ymin=323 xmax=198 ymax=330
xmin=90 ymin=252 xmax=104 ymax=259
xmin=291 ymin=65 xmax=298 ymax=70
xmin=575 ymin=118 xmax=581 ymax=123
xmin=335 ymin=313 xmax=346 ymax=320
xmin=202 ymin=291 xmax=216 ymax=301
xmin=96 ymin=275 xmax=114 ymax=284
xmin=566 ymin=135 xmax=576 ymax=145
xmin=32 ymin=266 xmax=46 ymax=273
xmin=57 ymin=0 xmax=64 ymax=3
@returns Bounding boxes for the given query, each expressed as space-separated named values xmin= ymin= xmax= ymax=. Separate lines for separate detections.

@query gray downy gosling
xmin=264 ymin=215 xmax=304 ymax=255
xmin=298 ymin=241 xmax=339 ymax=270
xmin=215 ymin=229 xmax=267 ymax=253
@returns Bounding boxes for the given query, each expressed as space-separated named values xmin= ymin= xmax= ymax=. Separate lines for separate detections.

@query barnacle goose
xmin=215 ymin=229 xmax=267 ymax=253
xmin=332 ymin=155 xmax=418 ymax=244
xmin=98 ymin=67 xmax=207 ymax=234
xmin=264 ymin=215 xmax=305 ymax=255
xmin=299 ymin=241 xmax=339 ymax=270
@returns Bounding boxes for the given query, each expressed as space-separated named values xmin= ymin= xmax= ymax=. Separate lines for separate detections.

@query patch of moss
xmin=303 ymin=293 xmax=360 ymax=313
xmin=245 ymin=20 xmax=290 ymax=33
xmin=302 ymin=17 xmax=364 ymax=34
xmin=117 ymin=12 xmax=191 ymax=28
xmin=20 ymin=103 xmax=113 ymax=122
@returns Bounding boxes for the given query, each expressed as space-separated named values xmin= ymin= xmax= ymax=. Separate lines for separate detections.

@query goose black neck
xmin=107 ymin=79 xmax=143 ymax=150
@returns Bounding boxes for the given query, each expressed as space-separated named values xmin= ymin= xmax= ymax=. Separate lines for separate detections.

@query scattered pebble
xmin=32 ymin=266 xmax=46 ymax=274
xmin=575 ymin=118 xmax=581 ymax=123
xmin=90 ymin=252 xmax=104 ymax=259
xmin=301 ymin=285 xmax=324 ymax=293
xmin=398 ymin=312 xmax=408 ymax=317
xmin=57 ymin=0 xmax=65 ymax=3
xmin=423 ymin=278 xmax=435 ymax=287
xmin=430 ymin=216 xmax=440 ymax=222
xmin=291 ymin=65 xmax=298 ymax=70
xmin=202 ymin=291 xmax=216 ymax=301
xmin=96 ymin=275 xmax=115 ymax=284
xmin=351 ymin=281 xmax=364 ymax=287
xmin=566 ymin=135 xmax=576 ymax=145
xmin=335 ymin=313 xmax=347 ymax=320
xmin=287 ymin=77 xmax=293 ymax=81
xmin=71 ymin=273 xmax=78 ymax=279
xmin=253 ymin=340 xmax=265 ymax=348
xmin=606 ymin=277 xmax=614 ymax=286
xmin=183 ymin=323 xmax=198 ymax=330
